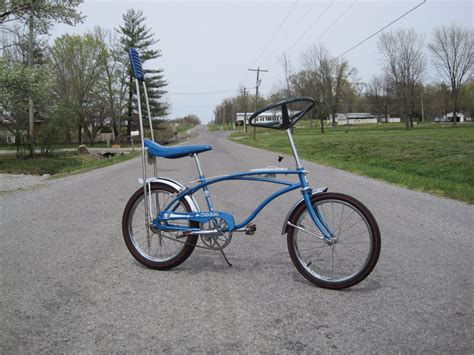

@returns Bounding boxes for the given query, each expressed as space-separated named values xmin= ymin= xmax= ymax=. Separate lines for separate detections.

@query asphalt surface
xmin=1 ymin=125 xmax=472 ymax=353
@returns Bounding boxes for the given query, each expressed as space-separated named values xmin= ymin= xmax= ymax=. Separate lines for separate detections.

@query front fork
xmin=298 ymin=171 xmax=334 ymax=242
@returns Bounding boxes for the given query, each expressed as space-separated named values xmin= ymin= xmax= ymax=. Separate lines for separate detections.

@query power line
xmin=315 ymin=0 xmax=356 ymax=42
xmin=252 ymin=0 xmax=299 ymax=66
xmin=336 ymin=0 xmax=427 ymax=59
xmin=243 ymin=0 xmax=298 ymax=86
xmin=284 ymin=0 xmax=336 ymax=53
xmin=297 ymin=0 xmax=319 ymax=24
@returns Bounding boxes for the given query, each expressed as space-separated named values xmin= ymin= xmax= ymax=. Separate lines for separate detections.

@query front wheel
xmin=287 ymin=192 xmax=381 ymax=289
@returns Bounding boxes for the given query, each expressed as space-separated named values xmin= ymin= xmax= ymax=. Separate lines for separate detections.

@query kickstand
xmin=220 ymin=249 xmax=232 ymax=267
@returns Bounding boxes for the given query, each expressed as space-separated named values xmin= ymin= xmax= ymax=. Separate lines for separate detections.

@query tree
xmin=0 ymin=57 xmax=53 ymax=157
xmin=1 ymin=0 xmax=82 ymax=26
xmin=428 ymin=25 xmax=473 ymax=127
xmin=458 ymin=79 xmax=474 ymax=119
xmin=378 ymin=29 xmax=425 ymax=129
xmin=423 ymin=82 xmax=451 ymax=120
xmin=279 ymin=53 xmax=293 ymax=98
xmin=367 ymin=75 xmax=395 ymax=119
xmin=51 ymin=32 xmax=107 ymax=144
xmin=300 ymin=44 xmax=353 ymax=129
xmin=1 ymin=0 xmax=82 ymax=155
xmin=117 ymin=9 xmax=168 ymax=139
xmin=95 ymin=27 xmax=128 ymax=144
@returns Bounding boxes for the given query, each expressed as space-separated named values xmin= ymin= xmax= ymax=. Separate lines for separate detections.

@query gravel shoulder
xmin=0 ymin=173 xmax=50 ymax=193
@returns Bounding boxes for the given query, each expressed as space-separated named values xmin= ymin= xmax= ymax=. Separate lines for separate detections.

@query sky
xmin=52 ymin=0 xmax=474 ymax=123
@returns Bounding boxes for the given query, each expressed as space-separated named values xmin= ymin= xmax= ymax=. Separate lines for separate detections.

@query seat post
xmin=193 ymin=153 xmax=214 ymax=211
xmin=286 ymin=128 xmax=302 ymax=169
xmin=193 ymin=153 xmax=205 ymax=179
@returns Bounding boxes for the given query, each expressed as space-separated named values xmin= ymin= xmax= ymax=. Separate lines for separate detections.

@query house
xmin=235 ymin=110 xmax=298 ymax=126
xmin=0 ymin=110 xmax=44 ymax=144
xmin=332 ymin=113 xmax=379 ymax=125
xmin=440 ymin=112 xmax=466 ymax=123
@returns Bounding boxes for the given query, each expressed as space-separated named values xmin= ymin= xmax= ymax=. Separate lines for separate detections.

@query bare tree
xmin=279 ymin=52 xmax=293 ymax=98
xmin=95 ymin=27 xmax=128 ymax=144
xmin=428 ymin=25 xmax=473 ymax=127
xmin=378 ymin=29 xmax=425 ymax=128
xmin=367 ymin=75 xmax=394 ymax=119
xmin=301 ymin=44 xmax=352 ymax=128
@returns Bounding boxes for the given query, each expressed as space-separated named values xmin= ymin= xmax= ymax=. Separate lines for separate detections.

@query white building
xmin=332 ymin=113 xmax=379 ymax=125
xmin=236 ymin=110 xmax=297 ymax=126
xmin=443 ymin=112 xmax=466 ymax=123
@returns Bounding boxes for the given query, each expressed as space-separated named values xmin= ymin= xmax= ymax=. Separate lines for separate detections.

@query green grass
xmin=175 ymin=123 xmax=196 ymax=134
xmin=229 ymin=123 xmax=474 ymax=204
xmin=0 ymin=151 xmax=139 ymax=176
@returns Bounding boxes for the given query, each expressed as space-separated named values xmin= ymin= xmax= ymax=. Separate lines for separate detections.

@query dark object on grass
xmin=102 ymin=152 xmax=116 ymax=159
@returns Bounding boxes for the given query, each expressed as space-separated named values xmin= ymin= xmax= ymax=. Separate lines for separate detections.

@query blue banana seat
xmin=144 ymin=139 xmax=212 ymax=159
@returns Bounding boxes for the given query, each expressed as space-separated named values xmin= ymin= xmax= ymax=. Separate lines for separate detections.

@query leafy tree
xmin=1 ymin=0 xmax=83 ymax=155
xmin=428 ymin=25 xmax=473 ymax=127
xmin=117 ymin=9 xmax=167 ymax=138
xmin=0 ymin=0 xmax=82 ymax=26
xmin=51 ymin=32 xmax=107 ymax=144
xmin=0 ymin=57 xmax=53 ymax=156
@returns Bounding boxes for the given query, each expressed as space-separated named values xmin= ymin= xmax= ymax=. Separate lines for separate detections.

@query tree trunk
xmin=28 ymin=13 xmax=35 ymax=157
xmin=320 ymin=118 xmax=325 ymax=134
xmin=113 ymin=122 xmax=119 ymax=144
xmin=78 ymin=124 xmax=82 ymax=145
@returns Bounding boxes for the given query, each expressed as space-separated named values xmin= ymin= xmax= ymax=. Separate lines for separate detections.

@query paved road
xmin=1 ymin=125 xmax=472 ymax=353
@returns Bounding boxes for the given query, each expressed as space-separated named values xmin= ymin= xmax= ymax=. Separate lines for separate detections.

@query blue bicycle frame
xmin=152 ymin=130 xmax=334 ymax=241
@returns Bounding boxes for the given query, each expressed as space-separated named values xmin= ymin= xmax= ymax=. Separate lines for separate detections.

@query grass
xmin=207 ymin=123 xmax=234 ymax=131
xmin=229 ymin=123 xmax=474 ymax=204
xmin=0 ymin=151 xmax=139 ymax=176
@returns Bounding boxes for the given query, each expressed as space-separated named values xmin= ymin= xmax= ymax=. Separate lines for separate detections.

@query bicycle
xmin=122 ymin=48 xmax=381 ymax=289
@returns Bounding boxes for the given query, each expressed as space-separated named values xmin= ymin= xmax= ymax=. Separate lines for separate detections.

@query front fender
xmin=138 ymin=176 xmax=200 ymax=213
xmin=281 ymin=187 xmax=328 ymax=234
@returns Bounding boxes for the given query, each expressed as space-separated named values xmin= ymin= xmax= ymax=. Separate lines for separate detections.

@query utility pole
xmin=242 ymin=87 xmax=248 ymax=134
xmin=248 ymin=67 xmax=268 ymax=140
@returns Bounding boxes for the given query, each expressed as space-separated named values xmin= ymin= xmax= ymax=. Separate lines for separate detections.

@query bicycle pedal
xmin=245 ymin=223 xmax=256 ymax=235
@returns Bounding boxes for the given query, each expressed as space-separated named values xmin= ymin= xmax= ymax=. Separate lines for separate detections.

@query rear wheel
xmin=122 ymin=182 xmax=198 ymax=270
xmin=287 ymin=193 xmax=380 ymax=289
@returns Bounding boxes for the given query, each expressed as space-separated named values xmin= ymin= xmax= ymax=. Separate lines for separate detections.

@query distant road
xmin=1 ymin=125 xmax=472 ymax=352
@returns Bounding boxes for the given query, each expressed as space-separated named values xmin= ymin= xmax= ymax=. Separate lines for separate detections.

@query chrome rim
xmin=128 ymin=189 xmax=189 ymax=262
xmin=293 ymin=199 xmax=373 ymax=283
